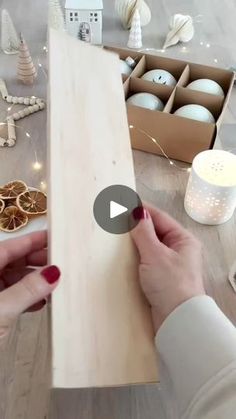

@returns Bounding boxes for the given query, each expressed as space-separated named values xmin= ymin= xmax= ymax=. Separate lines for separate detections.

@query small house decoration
xmin=65 ymin=0 xmax=103 ymax=45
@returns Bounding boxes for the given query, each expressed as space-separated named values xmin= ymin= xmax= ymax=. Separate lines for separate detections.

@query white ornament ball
xmin=174 ymin=104 xmax=215 ymax=123
xmin=142 ymin=69 xmax=177 ymax=86
xmin=187 ymin=79 xmax=224 ymax=97
xmin=120 ymin=59 xmax=132 ymax=76
xmin=24 ymin=98 xmax=30 ymax=105
xmin=127 ymin=93 xmax=164 ymax=111
xmin=18 ymin=97 xmax=24 ymax=104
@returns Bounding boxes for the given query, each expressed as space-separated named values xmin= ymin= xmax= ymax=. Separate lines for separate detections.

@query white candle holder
xmin=184 ymin=150 xmax=236 ymax=225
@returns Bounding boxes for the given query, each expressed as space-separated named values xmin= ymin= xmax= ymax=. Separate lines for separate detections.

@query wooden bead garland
xmin=0 ymin=79 xmax=45 ymax=147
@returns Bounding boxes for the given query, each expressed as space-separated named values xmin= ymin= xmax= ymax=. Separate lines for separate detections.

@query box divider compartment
xmin=127 ymin=106 xmax=216 ymax=163
xmin=183 ymin=62 xmax=233 ymax=94
xmin=177 ymin=65 xmax=190 ymax=88
xmin=126 ymin=77 xmax=173 ymax=107
xmin=171 ymin=87 xmax=224 ymax=122
xmin=144 ymin=55 xmax=187 ymax=85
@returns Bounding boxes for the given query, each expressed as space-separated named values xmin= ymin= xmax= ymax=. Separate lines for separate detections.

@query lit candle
xmin=184 ymin=150 xmax=236 ymax=225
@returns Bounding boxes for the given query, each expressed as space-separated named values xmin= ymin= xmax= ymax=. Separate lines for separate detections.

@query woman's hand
xmin=0 ymin=231 xmax=60 ymax=344
xmin=131 ymin=205 xmax=205 ymax=333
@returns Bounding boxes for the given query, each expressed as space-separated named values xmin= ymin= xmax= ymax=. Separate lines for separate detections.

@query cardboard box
xmin=105 ymin=46 xmax=235 ymax=163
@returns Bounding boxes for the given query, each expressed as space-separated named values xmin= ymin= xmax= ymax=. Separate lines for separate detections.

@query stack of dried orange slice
xmin=0 ymin=180 xmax=47 ymax=233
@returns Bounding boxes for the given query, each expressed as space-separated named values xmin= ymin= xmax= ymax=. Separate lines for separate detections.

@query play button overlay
xmin=93 ymin=185 xmax=142 ymax=234
xmin=110 ymin=201 xmax=128 ymax=219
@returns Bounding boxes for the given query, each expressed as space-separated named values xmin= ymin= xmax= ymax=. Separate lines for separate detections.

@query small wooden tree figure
xmin=48 ymin=0 xmax=65 ymax=31
xmin=1 ymin=9 xmax=20 ymax=54
xmin=17 ymin=35 xmax=37 ymax=85
xmin=127 ymin=8 xmax=142 ymax=49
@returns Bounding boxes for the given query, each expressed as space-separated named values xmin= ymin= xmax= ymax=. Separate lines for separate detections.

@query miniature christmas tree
xmin=1 ymin=9 xmax=20 ymax=54
xmin=127 ymin=9 xmax=142 ymax=49
xmin=48 ymin=0 xmax=65 ymax=31
xmin=17 ymin=35 xmax=37 ymax=85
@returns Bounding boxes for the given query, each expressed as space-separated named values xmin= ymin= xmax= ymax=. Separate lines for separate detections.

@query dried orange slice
xmin=0 ymin=206 xmax=28 ymax=232
xmin=0 ymin=180 xmax=28 ymax=200
xmin=0 ymin=199 xmax=5 ymax=214
xmin=16 ymin=190 xmax=47 ymax=215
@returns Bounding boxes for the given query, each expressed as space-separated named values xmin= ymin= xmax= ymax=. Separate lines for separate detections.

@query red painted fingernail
xmin=132 ymin=206 xmax=148 ymax=220
xmin=41 ymin=265 xmax=61 ymax=284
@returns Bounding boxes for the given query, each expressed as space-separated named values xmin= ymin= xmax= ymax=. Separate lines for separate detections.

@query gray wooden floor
xmin=0 ymin=0 xmax=236 ymax=418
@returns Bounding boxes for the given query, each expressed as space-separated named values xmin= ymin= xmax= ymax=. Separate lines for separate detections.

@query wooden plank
xmin=49 ymin=29 xmax=157 ymax=389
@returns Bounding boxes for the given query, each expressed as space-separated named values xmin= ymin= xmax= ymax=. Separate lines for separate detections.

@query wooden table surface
xmin=0 ymin=0 xmax=235 ymax=418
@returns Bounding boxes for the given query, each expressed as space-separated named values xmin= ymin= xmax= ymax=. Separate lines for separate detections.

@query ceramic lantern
xmin=184 ymin=150 xmax=236 ymax=225
xmin=65 ymin=0 xmax=103 ymax=44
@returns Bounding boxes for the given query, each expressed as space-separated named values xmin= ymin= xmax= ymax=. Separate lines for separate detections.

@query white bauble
xmin=115 ymin=0 xmax=151 ymax=29
xmin=120 ymin=59 xmax=132 ymax=76
xmin=187 ymin=79 xmax=224 ymax=97
xmin=127 ymin=92 xmax=164 ymax=111
xmin=141 ymin=69 xmax=177 ymax=86
xmin=174 ymin=104 xmax=215 ymax=123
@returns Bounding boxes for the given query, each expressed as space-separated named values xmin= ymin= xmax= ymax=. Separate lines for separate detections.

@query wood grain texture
xmin=0 ymin=0 xmax=235 ymax=418
xmin=49 ymin=29 xmax=157 ymax=388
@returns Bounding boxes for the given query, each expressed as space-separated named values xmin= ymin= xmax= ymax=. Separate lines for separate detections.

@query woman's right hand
xmin=131 ymin=205 xmax=206 ymax=333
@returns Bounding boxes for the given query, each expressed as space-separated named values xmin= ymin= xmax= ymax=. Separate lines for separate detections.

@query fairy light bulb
xmin=33 ymin=161 xmax=42 ymax=171
xmin=40 ymin=181 xmax=47 ymax=191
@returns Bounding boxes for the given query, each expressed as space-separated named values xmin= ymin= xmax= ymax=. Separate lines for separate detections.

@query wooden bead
xmin=32 ymin=104 xmax=40 ymax=112
xmin=30 ymin=97 xmax=36 ymax=105
xmin=13 ymin=113 xmax=20 ymax=120
xmin=0 ymin=138 xmax=6 ymax=147
xmin=39 ymin=102 xmax=45 ymax=110
xmin=36 ymin=98 xmax=42 ymax=104
xmin=18 ymin=97 xmax=24 ymax=104
xmin=7 ymin=138 xmax=16 ymax=147
xmin=6 ymin=96 xmax=12 ymax=103
xmin=29 ymin=106 xmax=34 ymax=114
xmin=24 ymin=98 xmax=30 ymax=105
xmin=18 ymin=110 xmax=26 ymax=118
xmin=24 ymin=108 xmax=31 ymax=116
xmin=12 ymin=97 xmax=18 ymax=104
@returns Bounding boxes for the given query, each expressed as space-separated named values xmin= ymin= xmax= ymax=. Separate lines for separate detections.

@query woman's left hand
xmin=0 ymin=231 xmax=60 ymax=345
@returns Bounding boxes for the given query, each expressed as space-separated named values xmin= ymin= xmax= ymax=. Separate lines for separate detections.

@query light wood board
xmin=49 ymin=29 xmax=157 ymax=389
xmin=1 ymin=1 xmax=236 ymax=417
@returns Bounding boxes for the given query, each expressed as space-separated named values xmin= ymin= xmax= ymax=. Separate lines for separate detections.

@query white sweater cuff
xmin=155 ymin=295 xmax=236 ymax=417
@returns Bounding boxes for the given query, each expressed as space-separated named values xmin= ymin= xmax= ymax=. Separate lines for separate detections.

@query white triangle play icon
xmin=110 ymin=201 xmax=128 ymax=219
